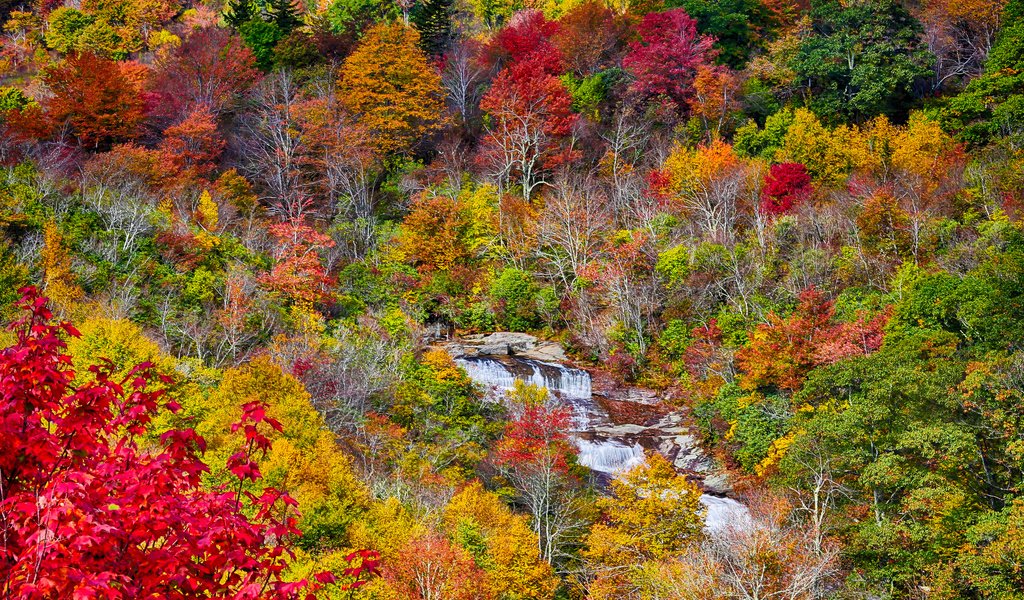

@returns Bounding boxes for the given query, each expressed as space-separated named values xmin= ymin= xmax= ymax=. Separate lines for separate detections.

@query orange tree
xmin=339 ymin=23 xmax=445 ymax=156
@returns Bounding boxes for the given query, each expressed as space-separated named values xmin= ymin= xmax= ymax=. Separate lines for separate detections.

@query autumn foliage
xmin=760 ymin=162 xmax=813 ymax=215
xmin=0 ymin=288 xmax=314 ymax=597
xmin=736 ymin=287 xmax=888 ymax=393
xmin=622 ymin=8 xmax=714 ymax=112
xmin=14 ymin=52 xmax=147 ymax=149
xmin=339 ymin=23 xmax=445 ymax=155
xmin=1 ymin=0 xmax=1024 ymax=597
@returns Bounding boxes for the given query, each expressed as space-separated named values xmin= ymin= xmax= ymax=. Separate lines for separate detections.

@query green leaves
xmin=942 ymin=23 xmax=1024 ymax=146
xmin=791 ymin=0 xmax=934 ymax=123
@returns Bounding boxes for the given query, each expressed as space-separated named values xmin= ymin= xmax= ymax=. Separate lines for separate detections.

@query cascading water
xmin=575 ymin=438 xmax=646 ymax=474
xmin=453 ymin=352 xmax=748 ymax=532
xmin=454 ymin=356 xmax=592 ymax=399
xmin=455 ymin=356 xmax=596 ymax=428
xmin=700 ymin=495 xmax=752 ymax=532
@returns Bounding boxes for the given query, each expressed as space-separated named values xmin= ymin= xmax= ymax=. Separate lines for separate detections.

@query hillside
xmin=2 ymin=0 xmax=1024 ymax=597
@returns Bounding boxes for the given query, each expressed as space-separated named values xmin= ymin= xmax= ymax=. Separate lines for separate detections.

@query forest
xmin=1 ymin=0 xmax=1024 ymax=597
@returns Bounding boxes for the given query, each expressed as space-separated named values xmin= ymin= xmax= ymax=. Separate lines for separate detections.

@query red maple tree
xmin=487 ymin=9 xmax=563 ymax=75
xmin=622 ymin=8 xmax=714 ymax=113
xmin=736 ymin=287 xmax=888 ymax=393
xmin=159 ymin=107 xmax=226 ymax=177
xmin=760 ymin=162 xmax=813 ymax=216
xmin=258 ymin=218 xmax=337 ymax=306
xmin=0 ymin=288 xmax=378 ymax=597
xmin=13 ymin=52 xmax=148 ymax=149
xmin=478 ymin=55 xmax=578 ymax=199
xmin=493 ymin=402 xmax=575 ymax=473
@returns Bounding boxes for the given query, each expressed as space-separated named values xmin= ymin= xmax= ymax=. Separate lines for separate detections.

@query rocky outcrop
xmin=445 ymin=332 xmax=568 ymax=362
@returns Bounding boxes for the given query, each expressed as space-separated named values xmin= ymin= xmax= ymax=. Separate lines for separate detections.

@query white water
xmin=454 ymin=356 xmax=592 ymax=399
xmin=575 ymin=438 xmax=646 ymax=474
xmin=700 ymin=495 xmax=753 ymax=532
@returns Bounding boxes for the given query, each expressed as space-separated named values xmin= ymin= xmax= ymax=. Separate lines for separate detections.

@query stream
xmin=452 ymin=354 xmax=751 ymax=532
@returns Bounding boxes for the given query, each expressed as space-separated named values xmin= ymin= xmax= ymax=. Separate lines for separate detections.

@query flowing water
xmin=452 ymin=354 xmax=750 ymax=532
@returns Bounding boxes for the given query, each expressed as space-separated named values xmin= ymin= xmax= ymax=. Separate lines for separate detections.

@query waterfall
xmin=454 ymin=356 xmax=592 ymax=399
xmin=454 ymin=357 xmax=522 ymax=394
xmin=700 ymin=495 xmax=753 ymax=532
xmin=452 ymin=350 xmax=751 ymax=534
xmin=575 ymin=438 xmax=646 ymax=474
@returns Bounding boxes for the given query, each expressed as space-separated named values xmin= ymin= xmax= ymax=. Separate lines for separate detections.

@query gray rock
xmin=476 ymin=344 xmax=512 ymax=355
xmin=525 ymin=341 xmax=568 ymax=362
xmin=702 ymin=472 xmax=733 ymax=494
xmin=591 ymin=424 xmax=649 ymax=436
xmin=479 ymin=332 xmax=538 ymax=354
xmin=452 ymin=332 xmax=571 ymax=361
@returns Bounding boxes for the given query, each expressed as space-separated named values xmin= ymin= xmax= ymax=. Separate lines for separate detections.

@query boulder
xmin=477 ymin=343 xmax=511 ymax=356
xmin=525 ymin=341 xmax=568 ymax=362
xmin=455 ymin=332 xmax=556 ymax=358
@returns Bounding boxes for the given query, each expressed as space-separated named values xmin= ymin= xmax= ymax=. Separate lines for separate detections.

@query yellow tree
xmin=196 ymin=357 xmax=370 ymax=548
xmin=582 ymin=454 xmax=705 ymax=599
xmin=40 ymin=221 xmax=83 ymax=314
xmin=443 ymin=482 xmax=560 ymax=600
xmin=339 ymin=23 xmax=445 ymax=156
xmin=398 ymin=186 xmax=497 ymax=272
xmin=775 ymin=108 xmax=858 ymax=188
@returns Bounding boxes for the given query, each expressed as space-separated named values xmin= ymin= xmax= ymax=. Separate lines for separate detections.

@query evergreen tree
xmin=224 ymin=0 xmax=254 ymax=29
xmin=411 ymin=0 xmax=454 ymax=56
xmin=268 ymin=0 xmax=302 ymax=34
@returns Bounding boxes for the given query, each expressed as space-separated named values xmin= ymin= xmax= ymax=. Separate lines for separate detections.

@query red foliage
xmin=0 ymin=288 xmax=319 ymax=598
xmin=478 ymin=53 xmax=579 ymax=197
xmin=13 ymin=52 xmax=148 ymax=149
xmin=488 ymin=9 xmax=563 ymax=74
xmin=258 ymin=218 xmax=336 ymax=306
xmin=736 ymin=287 xmax=888 ymax=393
xmin=385 ymin=534 xmax=488 ymax=600
xmin=622 ymin=8 xmax=714 ymax=112
xmin=159 ymin=108 xmax=226 ymax=177
xmin=156 ymin=227 xmax=207 ymax=270
xmin=493 ymin=403 xmax=575 ymax=474
xmin=645 ymin=168 xmax=673 ymax=206
xmin=337 ymin=549 xmax=382 ymax=590
xmin=553 ymin=1 xmax=627 ymax=76
xmin=491 ymin=59 xmax=578 ymax=141
xmin=760 ymin=163 xmax=813 ymax=216
xmin=150 ymin=27 xmax=260 ymax=122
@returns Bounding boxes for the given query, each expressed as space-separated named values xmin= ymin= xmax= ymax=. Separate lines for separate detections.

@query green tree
xmin=411 ymin=0 xmax=454 ymax=55
xmin=324 ymin=0 xmax=396 ymax=36
xmin=240 ymin=19 xmax=283 ymax=70
xmin=791 ymin=0 xmax=934 ymax=123
xmin=268 ymin=0 xmax=302 ymax=34
xmin=941 ymin=22 xmax=1024 ymax=146
xmin=44 ymin=7 xmax=95 ymax=54
xmin=224 ymin=0 xmax=254 ymax=29
xmin=664 ymin=0 xmax=775 ymax=68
